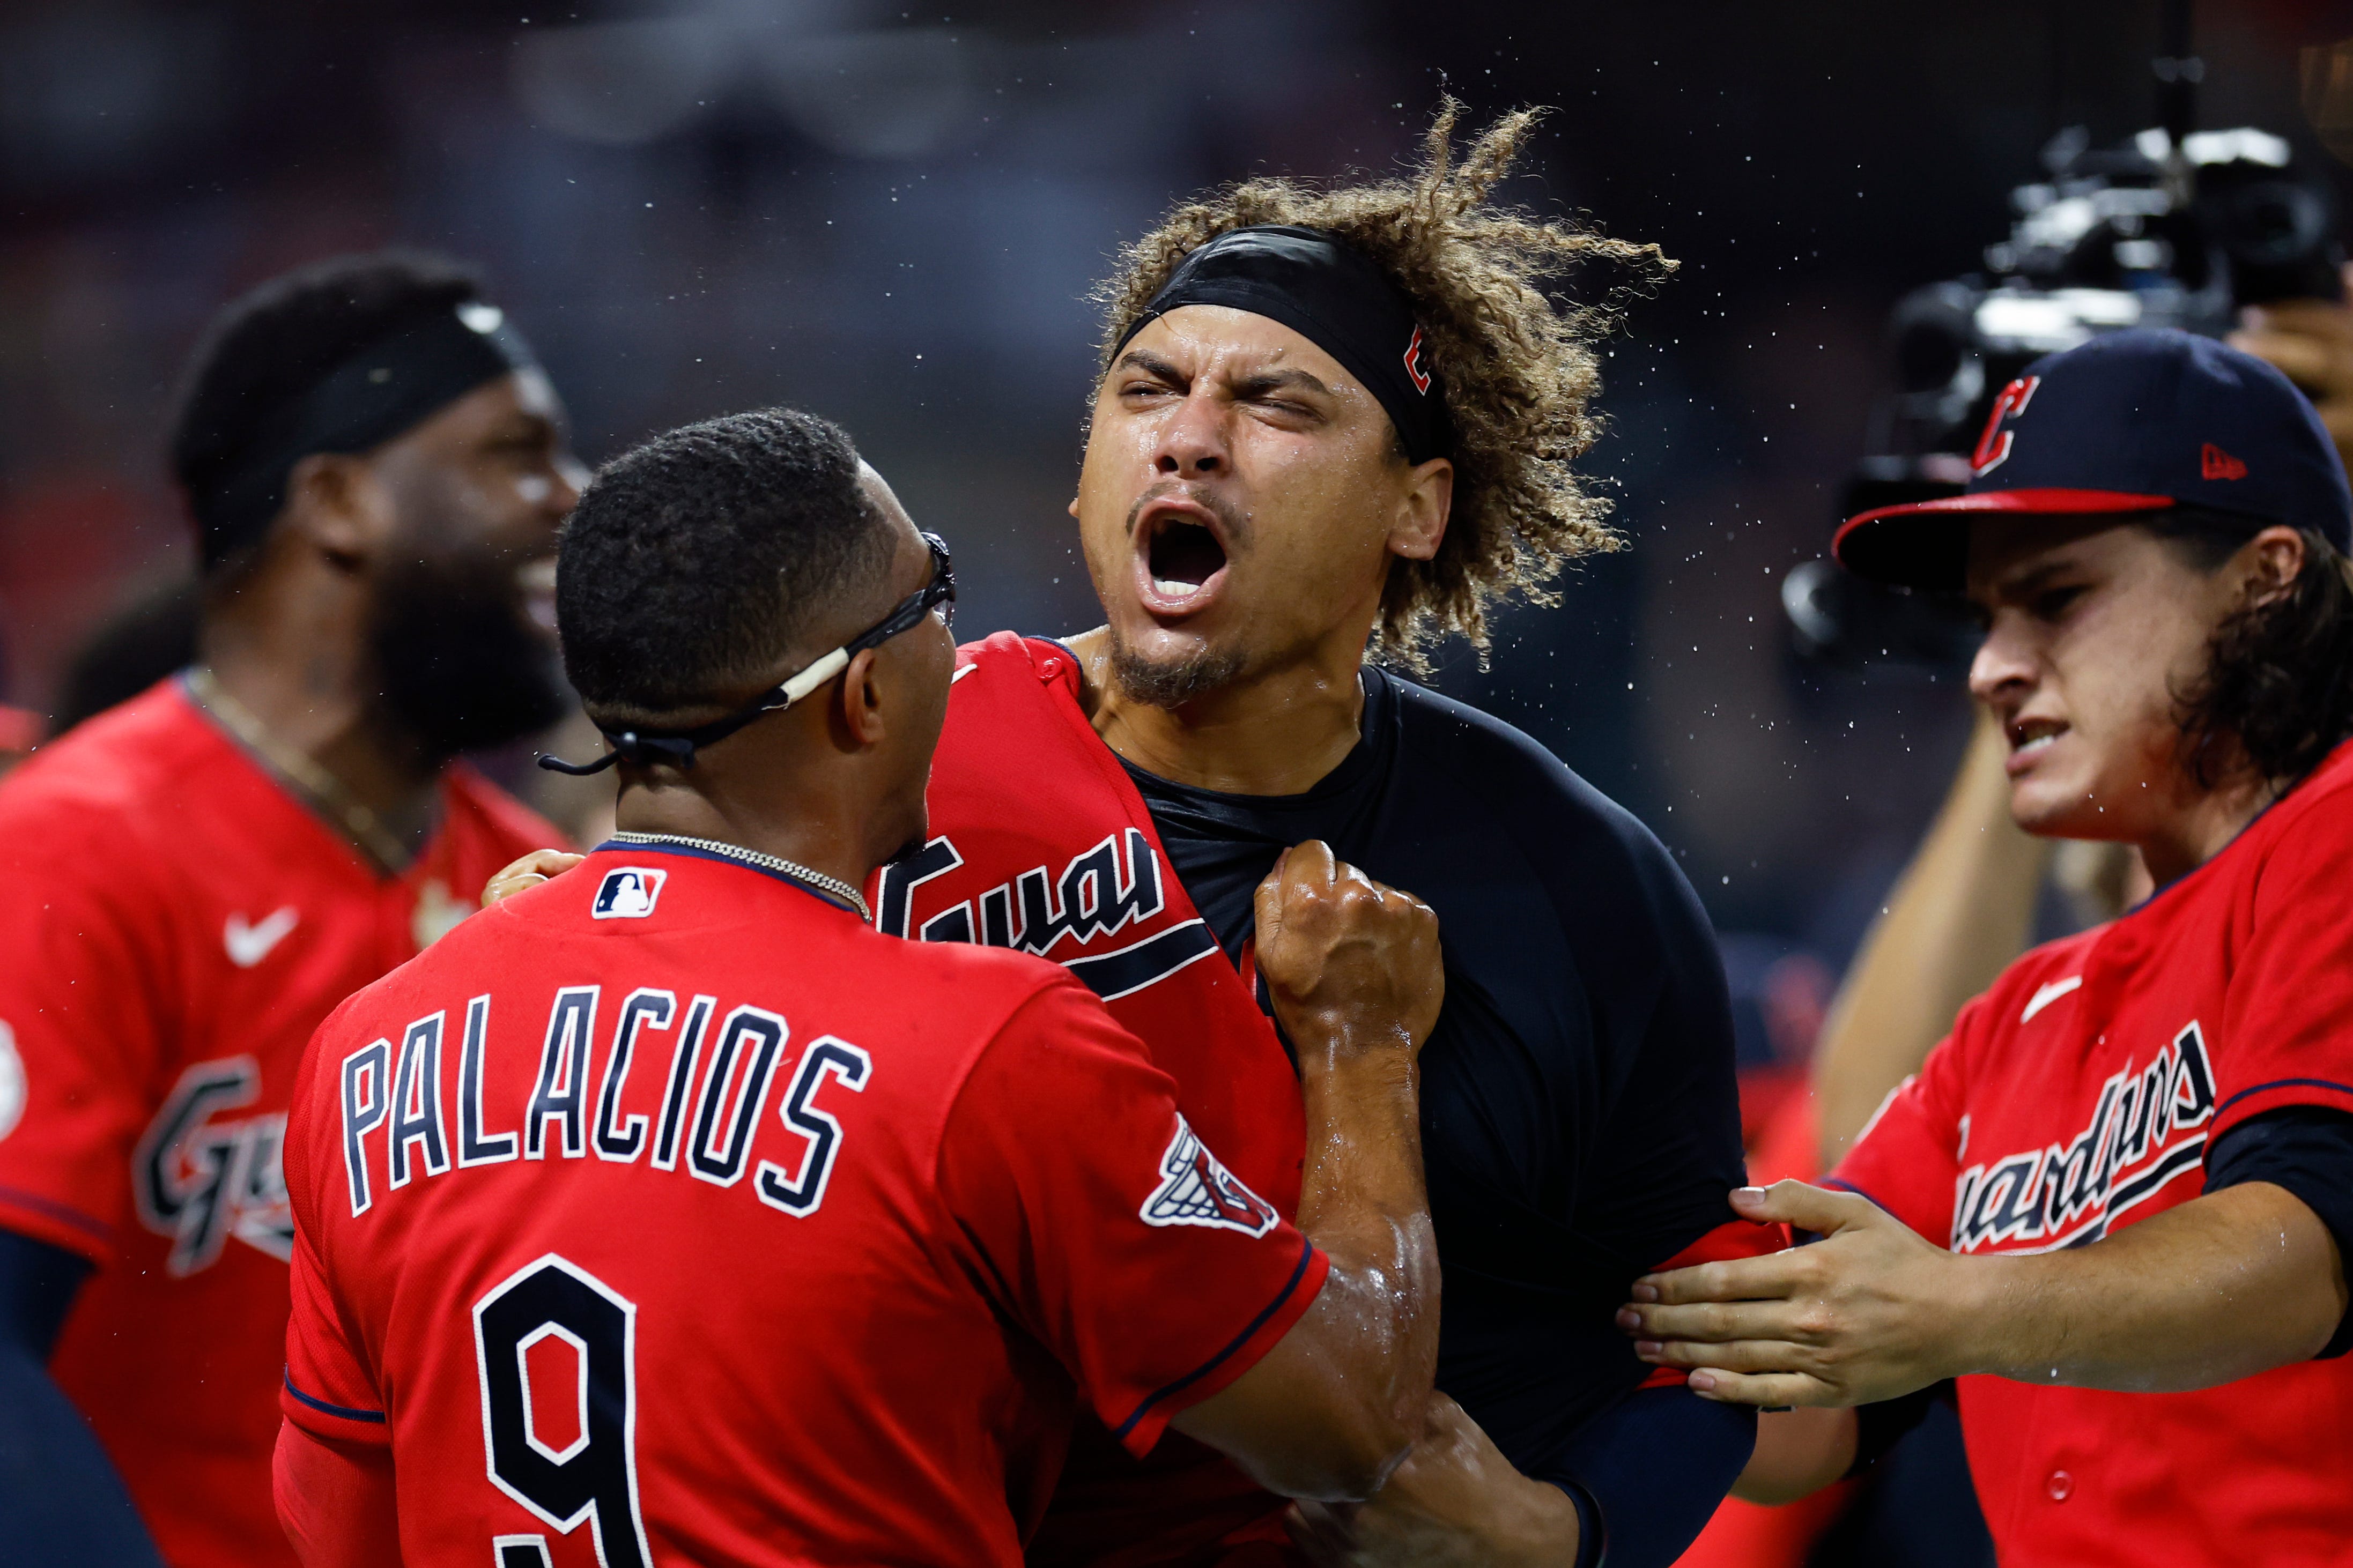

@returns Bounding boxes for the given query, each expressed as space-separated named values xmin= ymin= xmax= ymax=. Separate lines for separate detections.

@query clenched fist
xmin=1254 ymin=841 xmax=1444 ymax=1064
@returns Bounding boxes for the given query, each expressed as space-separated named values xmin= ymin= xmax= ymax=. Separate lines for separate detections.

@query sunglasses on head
xmin=541 ymin=531 xmax=956 ymax=776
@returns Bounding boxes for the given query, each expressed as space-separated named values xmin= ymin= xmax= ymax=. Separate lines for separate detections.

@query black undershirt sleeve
xmin=1543 ymin=1386 xmax=1757 ymax=1568
xmin=0 ymin=1228 xmax=167 ymax=1565
xmin=2204 ymin=1104 xmax=2353 ymax=1359
xmin=1846 ymin=1383 xmax=1952 ymax=1476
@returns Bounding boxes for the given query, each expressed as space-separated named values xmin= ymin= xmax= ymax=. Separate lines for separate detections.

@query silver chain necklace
xmin=608 ymin=831 xmax=871 ymax=923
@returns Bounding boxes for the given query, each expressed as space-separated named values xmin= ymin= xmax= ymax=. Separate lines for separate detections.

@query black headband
xmin=1113 ymin=225 xmax=1452 ymax=464
xmin=189 ymin=302 xmax=542 ymax=571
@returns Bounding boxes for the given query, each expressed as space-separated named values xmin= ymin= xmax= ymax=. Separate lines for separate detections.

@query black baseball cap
xmin=1833 ymin=328 xmax=2353 ymax=591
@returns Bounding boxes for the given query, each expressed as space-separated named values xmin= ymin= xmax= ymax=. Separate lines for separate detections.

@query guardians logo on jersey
xmin=877 ymin=827 xmax=1222 ymax=1003
xmin=132 ymin=1055 xmax=294 ymax=1275
xmin=1951 ymin=1020 xmax=2215 ymax=1254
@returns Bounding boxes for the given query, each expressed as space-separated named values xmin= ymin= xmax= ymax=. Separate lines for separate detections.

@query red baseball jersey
xmin=1833 ymin=738 xmax=2353 ymax=1565
xmin=878 ymin=633 xmax=1778 ymax=1567
xmin=279 ymin=843 xmax=1327 ymax=1568
xmin=0 ymin=679 xmax=561 ymax=1568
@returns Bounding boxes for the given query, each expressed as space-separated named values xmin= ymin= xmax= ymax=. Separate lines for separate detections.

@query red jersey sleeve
xmin=279 ymin=1014 xmax=390 ymax=1447
xmin=937 ymin=976 xmax=1329 ymax=1457
xmin=2211 ymin=809 xmax=2353 ymax=1138
xmin=1826 ymin=1008 xmax=1980 ymax=1249
xmin=0 ymin=803 xmax=174 ymax=1261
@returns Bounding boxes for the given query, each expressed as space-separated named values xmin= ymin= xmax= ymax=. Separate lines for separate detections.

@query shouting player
xmin=0 ymin=252 xmax=580 ymax=1564
xmin=492 ymin=105 xmax=1765 ymax=1567
xmin=1621 ymin=329 xmax=2353 ymax=1563
xmin=275 ymin=408 xmax=1447 ymax=1567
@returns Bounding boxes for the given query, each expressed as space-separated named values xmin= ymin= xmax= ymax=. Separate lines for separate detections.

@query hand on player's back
xmin=1254 ymin=841 xmax=1443 ymax=1062
xmin=480 ymin=847 xmax=584 ymax=908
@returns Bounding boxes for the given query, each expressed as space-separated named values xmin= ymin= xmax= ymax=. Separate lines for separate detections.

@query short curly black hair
xmin=168 ymin=249 xmax=485 ymax=571
xmin=1094 ymin=99 xmax=1673 ymax=668
xmin=556 ymin=408 xmax=894 ymax=719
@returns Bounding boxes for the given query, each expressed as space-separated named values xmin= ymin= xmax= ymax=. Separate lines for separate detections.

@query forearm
xmin=1815 ymin=712 xmax=2046 ymax=1164
xmin=1294 ymin=1044 xmax=1441 ymax=1436
xmin=0 ymin=1348 xmax=166 ymax=1566
xmin=1958 ymin=1183 xmax=2347 ymax=1391
xmin=1175 ymin=1046 xmax=1438 ymax=1499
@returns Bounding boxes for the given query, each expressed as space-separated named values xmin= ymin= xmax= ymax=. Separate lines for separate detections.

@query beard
xmin=367 ymin=546 xmax=570 ymax=762
xmin=1107 ymin=625 xmax=1249 ymax=710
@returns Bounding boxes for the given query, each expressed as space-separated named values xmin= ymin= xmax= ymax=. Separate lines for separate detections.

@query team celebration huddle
xmin=3 ymin=67 xmax=2352 ymax=1568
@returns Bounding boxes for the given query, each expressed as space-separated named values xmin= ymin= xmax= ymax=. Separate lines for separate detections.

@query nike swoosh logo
xmin=225 ymin=907 xmax=300 ymax=968
xmin=2020 ymin=974 xmax=2083 ymax=1025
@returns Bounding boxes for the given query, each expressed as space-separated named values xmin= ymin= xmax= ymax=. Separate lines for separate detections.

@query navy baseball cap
xmin=1834 ymin=328 xmax=2353 ymax=591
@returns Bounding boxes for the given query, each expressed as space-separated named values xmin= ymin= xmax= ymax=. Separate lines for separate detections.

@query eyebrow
xmin=1232 ymin=367 xmax=1334 ymax=399
xmin=1981 ymin=558 xmax=2082 ymax=602
xmin=1111 ymin=350 xmax=1335 ymax=400
xmin=492 ymin=408 xmax=563 ymax=443
xmin=1114 ymin=349 xmax=1183 ymax=382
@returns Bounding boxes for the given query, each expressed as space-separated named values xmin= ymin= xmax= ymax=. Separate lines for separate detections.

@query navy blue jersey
xmin=1126 ymin=666 xmax=1747 ymax=1472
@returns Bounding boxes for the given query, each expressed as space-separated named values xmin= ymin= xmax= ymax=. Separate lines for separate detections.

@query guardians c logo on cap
xmin=1836 ymin=328 xmax=2353 ymax=591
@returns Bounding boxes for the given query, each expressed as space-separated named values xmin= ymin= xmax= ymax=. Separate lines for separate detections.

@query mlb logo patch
xmin=591 ymin=867 xmax=668 ymax=920
xmin=1141 ymin=1115 xmax=1278 ymax=1237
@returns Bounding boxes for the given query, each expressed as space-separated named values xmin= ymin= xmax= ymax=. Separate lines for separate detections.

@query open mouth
xmin=1137 ymin=508 xmax=1231 ymax=613
xmin=516 ymin=557 xmax=559 ymax=633
xmin=2007 ymin=716 xmax=2067 ymax=768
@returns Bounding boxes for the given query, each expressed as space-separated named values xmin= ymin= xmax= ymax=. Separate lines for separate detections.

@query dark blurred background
xmin=3 ymin=0 xmax=2348 ymax=1012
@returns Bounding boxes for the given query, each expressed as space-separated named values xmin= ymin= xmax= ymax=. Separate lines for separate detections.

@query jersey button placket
xmin=2045 ymin=1469 xmax=2074 ymax=1502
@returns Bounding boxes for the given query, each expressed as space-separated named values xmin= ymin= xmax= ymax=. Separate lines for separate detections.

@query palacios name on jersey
xmin=335 ymin=989 xmax=871 ymax=1224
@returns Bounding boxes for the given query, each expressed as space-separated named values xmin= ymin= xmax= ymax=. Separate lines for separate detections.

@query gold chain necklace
xmin=185 ymin=668 xmax=417 ymax=873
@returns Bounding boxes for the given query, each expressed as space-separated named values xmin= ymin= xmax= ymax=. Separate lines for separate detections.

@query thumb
xmin=1254 ymin=850 xmax=1293 ymax=946
xmin=1731 ymin=1179 xmax=1873 ymax=1235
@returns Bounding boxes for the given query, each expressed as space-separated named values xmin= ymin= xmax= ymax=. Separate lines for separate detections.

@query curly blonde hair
xmin=1094 ymin=100 xmax=1674 ymax=668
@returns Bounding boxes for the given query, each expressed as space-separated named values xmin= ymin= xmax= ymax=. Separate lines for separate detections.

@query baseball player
xmin=273 ymin=409 xmax=1446 ymax=1568
xmin=0 ymin=252 xmax=578 ymax=1564
xmin=488 ymin=103 xmax=1772 ymax=1568
xmin=1620 ymin=328 xmax=2353 ymax=1565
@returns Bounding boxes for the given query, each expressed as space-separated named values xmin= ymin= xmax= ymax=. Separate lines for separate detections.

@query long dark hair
xmin=2149 ymin=508 xmax=2353 ymax=791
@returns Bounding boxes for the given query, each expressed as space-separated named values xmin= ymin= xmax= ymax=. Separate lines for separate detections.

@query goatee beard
xmin=1107 ymin=626 xmax=1248 ymax=710
xmin=367 ymin=549 xmax=571 ymax=762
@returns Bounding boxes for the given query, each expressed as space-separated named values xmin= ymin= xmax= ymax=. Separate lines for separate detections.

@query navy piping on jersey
xmin=1110 ymin=1235 xmax=1318 ymax=1441
xmin=0 ymin=1186 xmax=111 ymax=1246
xmin=589 ymin=838 xmax=862 ymax=916
xmin=282 ymin=1368 xmax=386 ymax=1424
xmin=2216 ymin=1077 xmax=2353 ymax=1117
xmin=1065 ymin=920 xmax=1222 ymax=1002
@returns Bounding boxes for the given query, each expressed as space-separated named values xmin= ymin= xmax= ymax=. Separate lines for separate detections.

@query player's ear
xmin=1386 ymin=456 xmax=1451 ymax=564
xmin=832 ymin=646 xmax=889 ymax=750
xmin=281 ymin=451 xmax=395 ymax=571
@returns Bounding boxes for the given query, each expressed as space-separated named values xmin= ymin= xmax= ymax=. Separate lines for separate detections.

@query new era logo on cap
xmin=2202 ymin=443 xmax=2248 ymax=480
xmin=1835 ymin=328 xmax=2353 ymax=591
xmin=592 ymin=867 xmax=667 ymax=919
